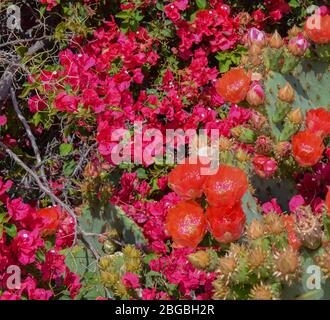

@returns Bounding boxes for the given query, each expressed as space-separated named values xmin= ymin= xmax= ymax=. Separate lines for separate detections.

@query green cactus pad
xmin=264 ymin=59 xmax=330 ymax=141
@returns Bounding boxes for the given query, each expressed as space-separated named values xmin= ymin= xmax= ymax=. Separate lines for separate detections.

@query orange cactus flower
xmin=203 ymin=165 xmax=249 ymax=207
xmin=166 ymin=200 xmax=207 ymax=248
xmin=206 ymin=204 xmax=246 ymax=244
xmin=215 ymin=68 xmax=251 ymax=104
xmin=292 ymin=130 xmax=325 ymax=167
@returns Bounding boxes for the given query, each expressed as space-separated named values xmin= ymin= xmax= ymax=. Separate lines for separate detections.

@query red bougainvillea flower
xmin=252 ymin=154 xmax=278 ymax=178
xmin=282 ymin=215 xmax=302 ymax=251
xmin=166 ymin=200 xmax=206 ymax=248
xmin=292 ymin=130 xmax=325 ymax=167
xmin=215 ymin=68 xmax=251 ymax=104
xmin=168 ymin=160 xmax=209 ymax=200
xmin=37 ymin=206 xmax=60 ymax=236
xmin=206 ymin=204 xmax=246 ymax=243
xmin=306 ymin=108 xmax=330 ymax=138
xmin=203 ymin=165 xmax=249 ymax=207
xmin=304 ymin=14 xmax=330 ymax=44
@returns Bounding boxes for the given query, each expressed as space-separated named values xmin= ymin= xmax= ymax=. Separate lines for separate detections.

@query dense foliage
xmin=0 ymin=0 xmax=330 ymax=300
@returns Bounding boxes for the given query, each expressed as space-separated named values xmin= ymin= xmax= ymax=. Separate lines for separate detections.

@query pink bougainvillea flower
xmin=262 ymin=198 xmax=282 ymax=214
xmin=54 ymin=92 xmax=79 ymax=112
xmin=289 ymin=195 xmax=305 ymax=212
xmin=11 ymin=229 xmax=44 ymax=265
xmin=122 ymin=272 xmax=140 ymax=289
xmin=28 ymin=95 xmax=47 ymax=113
xmin=0 ymin=115 xmax=7 ymax=126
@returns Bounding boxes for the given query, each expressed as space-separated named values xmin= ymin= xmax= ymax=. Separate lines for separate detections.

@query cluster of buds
xmin=98 ymin=245 xmax=142 ymax=298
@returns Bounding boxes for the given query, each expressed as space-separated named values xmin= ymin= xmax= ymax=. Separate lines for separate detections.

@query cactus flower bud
xmin=278 ymin=82 xmax=295 ymax=103
xmin=294 ymin=207 xmax=322 ymax=250
xmin=274 ymin=141 xmax=291 ymax=158
xmin=273 ymin=248 xmax=300 ymax=284
xmin=250 ymin=284 xmax=278 ymax=300
xmin=249 ymin=44 xmax=263 ymax=56
xmin=235 ymin=148 xmax=250 ymax=163
xmin=264 ymin=213 xmax=285 ymax=235
xmin=269 ymin=31 xmax=284 ymax=49
xmin=288 ymin=33 xmax=309 ymax=56
xmin=188 ymin=249 xmax=219 ymax=272
xmin=252 ymin=154 xmax=277 ymax=178
xmin=250 ymin=111 xmax=268 ymax=131
xmin=255 ymin=135 xmax=273 ymax=155
xmin=246 ymin=219 xmax=265 ymax=240
xmin=99 ymin=256 xmax=112 ymax=270
xmin=287 ymin=108 xmax=304 ymax=124
xmin=246 ymin=81 xmax=265 ymax=106
xmin=288 ymin=25 xmax=301 ymax=37
xmin=248 ymin=27 xmax=267 ymax=47
xmin=231 ymin=126 xmax=256 ymax=144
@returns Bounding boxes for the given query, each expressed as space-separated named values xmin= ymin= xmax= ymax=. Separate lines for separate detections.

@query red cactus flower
xmin=292 ymin=130 xmax=325 ymax=167
xmin=304 ymin=14 xmax=330 ymax=44
xmin=37 ymin=206 xmax=60 ymax=236
xmin=215 ymin=68 xmax=251 ymax=104
xmin=282 ymin=215 xmax=302 ymax=251
xmin=166 ymin=200 xmax=207 ymax=248
xmin=206 ymin=204 xmax=246 ymax=243
xmin=168 ymin=160 xmax=209 ymax=200
xmin=306 ymin=108 xmax=330 ymax=138
xmin=203 ymin=165 xmax=249 ymax=207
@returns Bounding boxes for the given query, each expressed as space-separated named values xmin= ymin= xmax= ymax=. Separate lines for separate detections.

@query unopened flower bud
xmin=273 ymin=248 xmax=300 ymax=284
xmin=288 ymin=25 xmax=301 ymax=37
xmin=249 ymin=44 xmax=262 ymax=56
xmin=255 ymin=135 xmax=273 ymax=154
xmin=246 ymin=219 xmax=265 ymax=240
xmin=269 ymin=31 xmax=284 ymax=49
xmin=278 ymin=82 xmax=295 ymax=103
xmin=99 ymin=256 xmax=111 ymax=270
xmin=250 ymin=284 xmax=278 ymax=300
xmin=246 ymin=81 xmax=265 ymax=106
xmin=287 ymin=108 xmax=304 ymax=124
xmin=295 ymin=207 xmax=323 ymax=250
xmin=288 ymin=33 xmax=309 ymax=56
xmin=83 ymin=162 xmax=99 ymax=178
xmin=235 ymin=148 xmax=250 ymax=162
xmin=231 ymin=126 xmax=256 ymax=144
xmin=274 ymin=141 xmax=291 ymax=158
xmin=248 ymin=28 xmax=267 ymax=48
xmin=252 ymin=154 xmax=277 ymax=178
xmin=250 ymin=111 xmax=268 ymax=131
xmin=188 ymin=249 xmax=218 ymax=272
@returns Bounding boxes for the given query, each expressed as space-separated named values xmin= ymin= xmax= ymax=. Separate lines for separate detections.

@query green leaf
xmin=195 ymin=0 xmax=206 ymax=9
xmin=116 ymin=10 xmax=131 ymax=20
xmin=60 ymin=143 xmax=73 ymax=156
xmin=136 ymin=168 xmax=148 ymax=180
xmin=289 ymin=0 xmax=300 ymax=8
xmin=4 ymin=224 xmax=17 ymax=238
xmin=63 ymin=160 xmax=76 ymax=176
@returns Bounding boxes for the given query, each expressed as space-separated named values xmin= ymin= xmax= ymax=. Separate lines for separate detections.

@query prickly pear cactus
xmin=79 ymin=203 xmax=147 ymax=254
xmin=263 ymin=59 xmax=330 ymax=141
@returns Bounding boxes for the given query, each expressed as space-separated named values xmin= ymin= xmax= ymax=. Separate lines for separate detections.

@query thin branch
xmin=0 ymin=36 xmax=50 ymax=50
xmin=10 ymin=88 xmax=48 ymax=185
xmin=0 ymin=140 xmax=79 ymax=242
